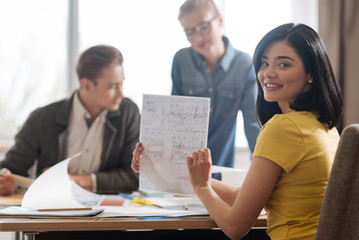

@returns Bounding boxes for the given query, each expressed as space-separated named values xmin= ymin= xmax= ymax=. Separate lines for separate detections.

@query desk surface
xmin=0 ymin=215 xmax=267 ymax=232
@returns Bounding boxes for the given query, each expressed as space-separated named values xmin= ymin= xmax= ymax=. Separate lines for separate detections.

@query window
xmin=0 ymin=0 xmax=67 ymax=140
xmin=78 ymin=0 xmax=187 ymax=107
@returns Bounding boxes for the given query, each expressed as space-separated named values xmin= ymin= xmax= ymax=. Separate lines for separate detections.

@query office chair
xmin=315 ymin=123 xmax=359 ymax=240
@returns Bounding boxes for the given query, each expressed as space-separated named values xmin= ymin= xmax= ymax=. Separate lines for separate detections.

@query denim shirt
xmin=171 ymin=36 xmax=260 ymax=168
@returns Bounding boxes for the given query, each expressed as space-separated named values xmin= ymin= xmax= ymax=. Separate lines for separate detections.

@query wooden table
xmin=0 ymin=215 xmax=267 ymax=240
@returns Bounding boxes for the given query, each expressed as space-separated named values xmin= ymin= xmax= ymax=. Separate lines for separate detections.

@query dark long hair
xmin=253 ymin=23 xmax=343 ymax=129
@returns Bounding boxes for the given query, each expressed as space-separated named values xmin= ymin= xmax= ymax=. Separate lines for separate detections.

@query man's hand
xmin=0 ymin=168 xmax=16 ymax=196
xmin=69 ymin=174 xmax=93 ymax=192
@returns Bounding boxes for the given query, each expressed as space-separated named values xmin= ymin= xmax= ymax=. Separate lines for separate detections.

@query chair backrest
xmin=315 ymin=123 xmax=359 ymax=240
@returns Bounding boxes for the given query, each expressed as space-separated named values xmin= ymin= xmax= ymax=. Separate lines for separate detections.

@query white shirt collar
xmin=73 ymin=91 xmax=108 ymax=123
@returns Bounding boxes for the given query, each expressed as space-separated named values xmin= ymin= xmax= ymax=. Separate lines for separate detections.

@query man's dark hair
xmin=76 ymin=45 xmax=123 ymax=85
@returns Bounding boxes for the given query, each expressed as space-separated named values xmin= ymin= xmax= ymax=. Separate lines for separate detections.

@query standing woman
xmin=186 ymin=23 xmax=343 ymax=239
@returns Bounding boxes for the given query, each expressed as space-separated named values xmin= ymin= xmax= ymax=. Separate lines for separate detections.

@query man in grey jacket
xmin=0 ymin=45 xmax=140 ymax=195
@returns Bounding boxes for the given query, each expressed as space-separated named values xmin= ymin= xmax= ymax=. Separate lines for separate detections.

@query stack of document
xmin=0 ymin=149 xmax=207 ymax=218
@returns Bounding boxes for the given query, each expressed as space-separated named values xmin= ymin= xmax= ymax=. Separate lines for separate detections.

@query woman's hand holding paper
xmin=131 ymin=142 xmax=143 ymax=173
xmin=186 ymin=148 xmax=212 ymax=194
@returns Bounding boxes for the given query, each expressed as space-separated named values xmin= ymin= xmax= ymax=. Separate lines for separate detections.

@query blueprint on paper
xmin=139 ymin=94 xmax=210 ymax=194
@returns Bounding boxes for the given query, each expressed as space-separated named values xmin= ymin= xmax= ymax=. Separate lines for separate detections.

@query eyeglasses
xmin=184 ymin=15 xmax=218 ymax=41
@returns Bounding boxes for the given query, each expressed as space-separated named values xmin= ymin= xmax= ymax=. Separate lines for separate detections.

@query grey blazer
xmin=0 ymin=93 xmax=140 ymax=193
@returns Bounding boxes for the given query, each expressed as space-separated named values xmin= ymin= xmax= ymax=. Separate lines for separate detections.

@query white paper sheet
xmin=139 ymin=94 xmax=210 ymax=194
xmin=21 ymin=153 xmax=85 ymax=209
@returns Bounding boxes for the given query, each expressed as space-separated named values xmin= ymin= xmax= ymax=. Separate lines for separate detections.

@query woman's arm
xmin=211 ymin=178 xmax=240 ymax=206
xmin=187 ymin=149 xmax=281 ymax=240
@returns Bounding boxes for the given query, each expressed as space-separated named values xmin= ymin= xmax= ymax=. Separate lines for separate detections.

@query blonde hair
xmin=178 ymin=0 xmax=219 ymax=20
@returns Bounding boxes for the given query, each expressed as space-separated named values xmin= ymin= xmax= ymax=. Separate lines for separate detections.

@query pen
xmin=139 ymin=216 xmax=186 ymax=220
xmin=0 ymin=168 xmax=9 ymax=176
xmin=0 ymin=169 xmax=34 ymax=188
xmin=37 ymin=207 xmax=92 ymax=212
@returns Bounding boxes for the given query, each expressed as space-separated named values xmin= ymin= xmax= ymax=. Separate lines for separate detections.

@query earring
xmin=308 ymin=79 xmax=313 ymax=83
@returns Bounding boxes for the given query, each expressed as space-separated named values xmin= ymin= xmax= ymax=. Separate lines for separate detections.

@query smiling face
xmin=80 ymin=64 xmax=125 ymax=118
xmin=258 ymin=40 xmax=312 ymax=113
xmin=180 ymin=5 xmax=223 ymax=57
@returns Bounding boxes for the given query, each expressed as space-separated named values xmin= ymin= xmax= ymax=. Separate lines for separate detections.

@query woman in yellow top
xmin=131 ymin=23 xmax=343 ymax=239
xmin=184 ymin=23 xmax=343 ymax=239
